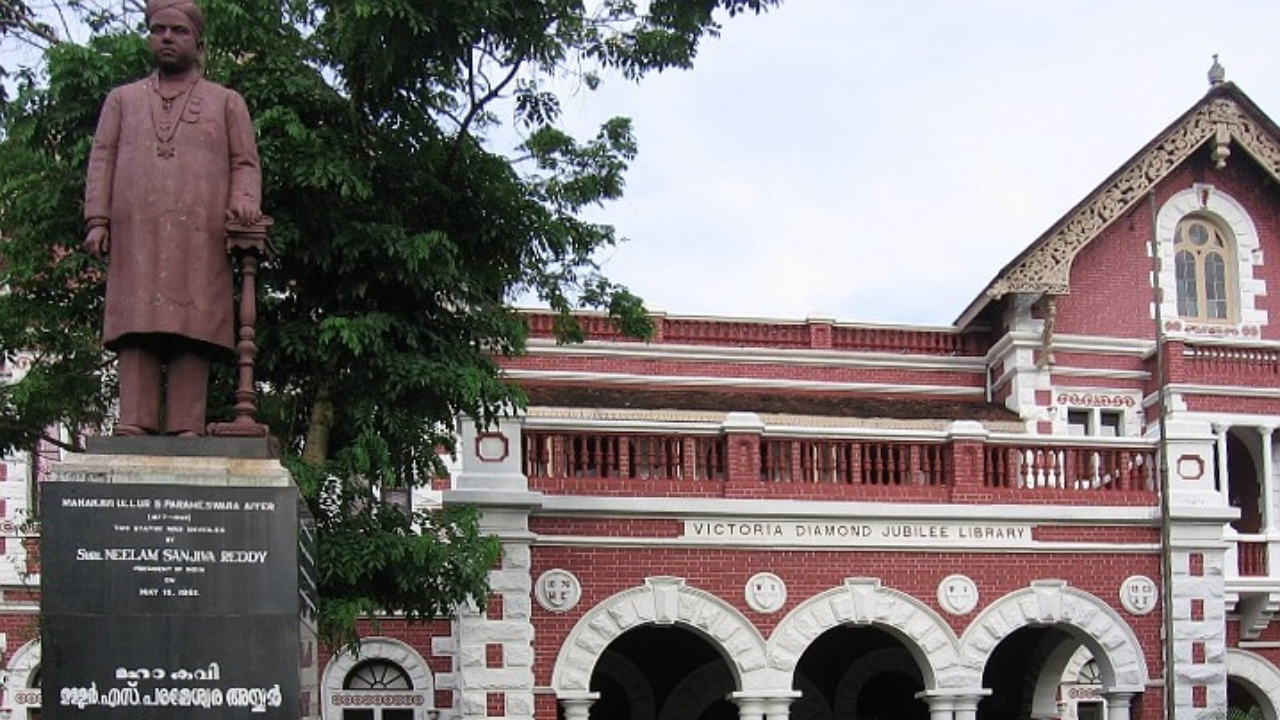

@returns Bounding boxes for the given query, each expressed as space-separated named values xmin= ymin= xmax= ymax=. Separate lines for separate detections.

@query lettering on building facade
xmin=683 ymin=519 xmax=1034 ymax=548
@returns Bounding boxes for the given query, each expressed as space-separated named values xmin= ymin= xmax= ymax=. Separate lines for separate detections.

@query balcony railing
xmin=984 ymin=444 xmax=1156 ymax=492
xmin=1236 ymin=537 xmax=1269 ymax=577
xmin=521 ymin=430 xmax=1159 ymax=503
xmin=759 ymin=439 xmax=947 ymax=486
xmin=523 ymin=431 xmax=726 ymax=481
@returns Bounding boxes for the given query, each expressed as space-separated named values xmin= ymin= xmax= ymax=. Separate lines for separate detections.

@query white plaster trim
xmin=534 ymin=495 xmax=1159 ymax=523
xmin=525 ymin=411 xmax=726 ymax=428
xmin=1 ymin=638 xmax=40 ymax=718
xmin=1168 ymin=382 xmax=1280 ymax=400
xmin=1047 ymin=366 xmax=1151 ymax=382
xmin=531 ymin=535 xmax=1161 ymax=554
xmin=767 ymin=578 xmax=959 ymax=689
xmin=523 ymin=412 xmax=1024 ymax=435
xmin=1042 ymin=335 xmax=1158 ymax=356
xmin=523 ymin=338 xmax=986 ymax=373
xmin=1226 ymin=648 xmax=1280 ymax=720
xmin=551 ymin=577 xmax=771 ymax=694
xmin=503 ymin=370 xmax=984 ymax=398
xmin=957 ymin=583 xmax=1150 ymax=690
xmin=321 ymin=636 xmax=435 ymax=720
xmin=987 ymin=332 xmax=1155 ymax=363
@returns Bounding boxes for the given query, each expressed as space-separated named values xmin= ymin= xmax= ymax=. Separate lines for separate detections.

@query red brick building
xmin=6 ymin=78 xmax=1280 ymax=720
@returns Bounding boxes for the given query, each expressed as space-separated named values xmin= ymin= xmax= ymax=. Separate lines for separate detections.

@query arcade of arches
xmin=548 ymin=578 xmax=1280 ymax=720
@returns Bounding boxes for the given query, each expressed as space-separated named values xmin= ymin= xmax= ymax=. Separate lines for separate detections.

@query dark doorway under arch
xmin=584 ymin=625 xmax=737 ymax=720
xmin=1228 ymin=677 xmax=1266 ymax=718
xmin=792 ymin=624 xmax=927 ymax=720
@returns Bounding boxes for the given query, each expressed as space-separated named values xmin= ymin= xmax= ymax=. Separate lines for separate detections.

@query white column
xmin=729 ymin=694 xmax=766 ymax=720
xmin=762 ymin=692 xmax=801 ymax=720
xmin=951 ymin=693 xmax=985 ymax=720
xmin=1259 ymin=426 xmax=1276 ymax=533
xmin=558 ymin=693 xmax=598 ymax=720
xmin=915 ymin=689 xmax=989 ymax=720
xmin=1214 ymin=423 xmax=1230 ymax=503
xmin=1101 ymin=690 xmax=1136 ymax=720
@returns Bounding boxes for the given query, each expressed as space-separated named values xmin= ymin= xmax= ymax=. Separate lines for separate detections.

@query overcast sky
xmin=543 ymin=1 xmax=1280 ymax=327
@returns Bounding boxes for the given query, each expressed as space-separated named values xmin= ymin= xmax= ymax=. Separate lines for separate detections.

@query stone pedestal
xmin=40 ymin=443 xmax=318 ymax=720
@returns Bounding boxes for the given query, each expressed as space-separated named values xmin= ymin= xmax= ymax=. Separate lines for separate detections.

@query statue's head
xmin=145 ymin=0 xmax=205 ymax=73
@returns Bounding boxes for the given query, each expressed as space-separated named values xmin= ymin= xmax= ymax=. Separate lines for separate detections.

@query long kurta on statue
xmin=85 ymin=75 xmax=260 ymax=352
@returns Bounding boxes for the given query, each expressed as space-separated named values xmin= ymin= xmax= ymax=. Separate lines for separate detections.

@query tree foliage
xmin=0 ymin=0 xmax=778 ymax=642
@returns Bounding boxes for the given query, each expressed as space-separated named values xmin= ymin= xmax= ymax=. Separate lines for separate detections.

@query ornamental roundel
xmin=1119 ymin=575 xmax=1158 ymax=616
xmin=535 ymin=569 xmax=582 ymax=613
xmin=937 ymin=574 xmax=980 ymax=616
xmin=744 ymin=572 xmax=787 ymax=613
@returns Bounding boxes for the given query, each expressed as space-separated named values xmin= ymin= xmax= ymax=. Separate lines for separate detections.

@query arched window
xmin=1174 ymin=216 xmax=1235 ymax=321
xmin=322 ymin=637 xmax=435 ymax=720
xmin=341 ymin=660 xmax=416 ymax=720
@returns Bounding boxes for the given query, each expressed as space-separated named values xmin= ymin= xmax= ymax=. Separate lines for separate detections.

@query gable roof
xmin=955 ymin=82 xmax=1280 ymax=328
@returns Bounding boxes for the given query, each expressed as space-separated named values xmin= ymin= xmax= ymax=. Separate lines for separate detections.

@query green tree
xmin=0 ymin=0 xmax=779 ymax=643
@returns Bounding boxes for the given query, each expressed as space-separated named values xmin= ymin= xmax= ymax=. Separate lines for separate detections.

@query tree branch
xmin=442 ymin=52 xmax=523 ymax=175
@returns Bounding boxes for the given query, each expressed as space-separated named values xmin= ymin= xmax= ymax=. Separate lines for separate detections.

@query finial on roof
xmin=1208 ymin=54 xmax=1226 ymax=87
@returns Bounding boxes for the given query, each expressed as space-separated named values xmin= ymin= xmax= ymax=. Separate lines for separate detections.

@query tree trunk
xmin=302 ymin=382 xmax=334 ymax=467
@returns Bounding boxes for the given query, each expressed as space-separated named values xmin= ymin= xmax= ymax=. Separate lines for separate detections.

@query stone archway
xmin=1227 ymin=648 xmax=1280 ymax=720
xmin=767 ymin=578 xmax=961 ymax=690
xmin=956 ymin=580 xmax=1150 ymax=694
xmin=551 ymin=576 xmax=771 ymax=695
xmin=2 ymin=638 xmax=40 ymax=719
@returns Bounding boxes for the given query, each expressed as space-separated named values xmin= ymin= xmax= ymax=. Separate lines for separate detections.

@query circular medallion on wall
xmin=535 ymin=569 xmax=582 ymax=613
xmin=937 ymin=574 xmax=980 ymax=616
xmin=1119 ymin=575 xmax=1158 ymax=615
xmin=745 ymin=572 xmax=788 ymax=613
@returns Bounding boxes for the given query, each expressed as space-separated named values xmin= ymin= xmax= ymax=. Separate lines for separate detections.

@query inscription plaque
xmin=42 ymin=482 xmax=312 ymax=719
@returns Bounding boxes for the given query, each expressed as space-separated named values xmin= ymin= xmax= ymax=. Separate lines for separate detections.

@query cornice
xmin=522 ymin=337 xmax=985 ymax=373
xmin=504 ymin=369 xmax=985 ymax=397
xmin=988 ymin=97 xmax=1280 ymax=298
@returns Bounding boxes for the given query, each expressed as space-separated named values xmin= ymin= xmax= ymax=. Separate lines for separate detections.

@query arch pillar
xmin=558 ymin=692 xmax=599 ymax=720
xmin=1101 ymin=689 xmax=1139 ymax=720
xmin=1260 ymin=425 xmax=1276 ymax=535
xmin=915 ymin=690 xmax=989 ymax=720
xmin=729 ymin=691 xmax=800 ymax=720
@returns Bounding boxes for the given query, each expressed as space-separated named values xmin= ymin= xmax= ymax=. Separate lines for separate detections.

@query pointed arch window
xmin=1174 ymin=216 xmax=1235 ymax=321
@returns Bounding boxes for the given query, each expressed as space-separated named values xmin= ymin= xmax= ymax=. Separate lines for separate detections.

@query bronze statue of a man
xmin=84 ymin=0 xmax=261 ymax=436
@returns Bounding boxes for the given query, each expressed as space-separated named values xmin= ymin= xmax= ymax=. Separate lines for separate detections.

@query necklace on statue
xmin=149 ymin=74 xmax=200 ymax=160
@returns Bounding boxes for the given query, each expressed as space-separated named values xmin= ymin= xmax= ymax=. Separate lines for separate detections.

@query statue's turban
xmin=145 ymin=0 xmax=205 ymax=37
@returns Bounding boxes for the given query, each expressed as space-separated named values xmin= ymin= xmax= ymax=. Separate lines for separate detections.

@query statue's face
xmin=147 ymin=7 xmax=200 ymax=74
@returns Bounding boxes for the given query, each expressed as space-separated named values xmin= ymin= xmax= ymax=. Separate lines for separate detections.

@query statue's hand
xmin=84 ymin=226 xmax=110 ymax=260
xmin=227 ymin=202 xmax=263 ymax=227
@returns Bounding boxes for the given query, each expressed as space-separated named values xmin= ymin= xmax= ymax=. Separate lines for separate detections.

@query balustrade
xmin=1236 ymin=538 xmax=1268 ymax=577
xmin=984 ymin=444 xmax=1156 ymax=492
xmin=1183 ymin=343 xmax=1280 ymax=385
xmin=523 ymin=431 xmax=725 ymax=481
xmin=759 ymin=439 xmax=947 ymax=486
xmin=523 ymin=431 xmax=1159 ymax=501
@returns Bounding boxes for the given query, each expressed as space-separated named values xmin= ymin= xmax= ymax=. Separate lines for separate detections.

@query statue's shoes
xmin=112 ymin=424 xmax=151 ymax=437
